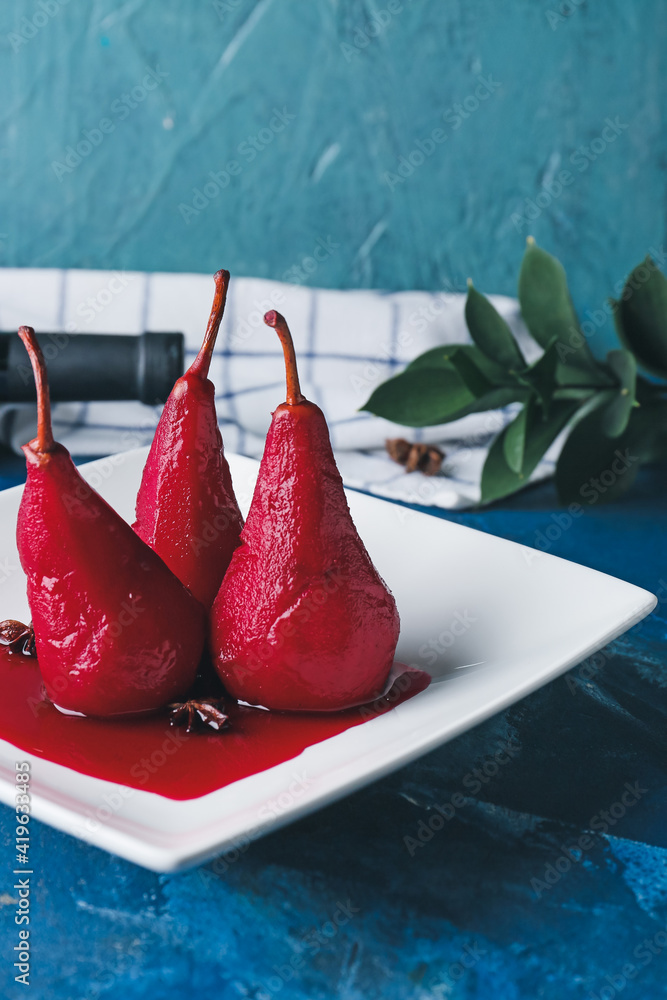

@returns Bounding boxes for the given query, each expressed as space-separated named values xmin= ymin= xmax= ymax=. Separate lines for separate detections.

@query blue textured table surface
xmin=0 ymin=459 xmax=666 ymax=1000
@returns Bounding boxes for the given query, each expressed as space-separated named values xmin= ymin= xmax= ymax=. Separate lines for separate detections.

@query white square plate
xmin=0 ymin=448 xmax=656 ymax=871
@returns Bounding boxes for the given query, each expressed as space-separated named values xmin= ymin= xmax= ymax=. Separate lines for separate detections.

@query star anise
xmin=385 ymin=438 xmax=444 ymax=476
xmin=168 ymin=698 xmax=230 ymax=733
xmin=0 ymin=620 xmax=37 ymax=657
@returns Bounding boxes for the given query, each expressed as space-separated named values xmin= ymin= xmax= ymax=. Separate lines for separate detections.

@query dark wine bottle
xmin=0 ymin=332 xmax=183 ymax=404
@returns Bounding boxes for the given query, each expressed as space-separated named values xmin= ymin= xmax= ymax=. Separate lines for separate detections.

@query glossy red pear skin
xmin=210 ymin=400 xmax=400 ymax=711
xmin=134 ymin=371 xmax=243 ymax=608
xmin=17 ymin=444 xmax=206 ymax=717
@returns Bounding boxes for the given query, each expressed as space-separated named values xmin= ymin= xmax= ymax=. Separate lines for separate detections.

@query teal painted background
xmin=1 ymin=0 xmax=665 ymax=353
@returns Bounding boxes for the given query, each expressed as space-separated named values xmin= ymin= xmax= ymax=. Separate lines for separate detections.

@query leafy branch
xmin=362 ymin=239 xmax=667 ymax=504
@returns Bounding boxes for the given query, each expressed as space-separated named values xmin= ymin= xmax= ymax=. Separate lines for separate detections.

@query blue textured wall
xmin=1 ymin=0 xmax=665 ymax=352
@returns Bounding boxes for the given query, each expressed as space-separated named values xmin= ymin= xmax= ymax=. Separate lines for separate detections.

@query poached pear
xmin=16 ymin=327 xmax=206 ymax=717
xmin=210 ymin=310 xmax=400 ymax=711
xmin=134 ymin=269 xmax=243 ymax=608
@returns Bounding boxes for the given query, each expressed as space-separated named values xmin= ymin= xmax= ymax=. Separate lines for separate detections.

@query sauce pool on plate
xmin=0 ymin=652 xmax=429 ymax=800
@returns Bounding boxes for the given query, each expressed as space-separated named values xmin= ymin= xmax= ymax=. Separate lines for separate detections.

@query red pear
xmin=134 ymin=270 xmax=244 ymax=608
xmin=210 ymin=310 xmax=400 ymax=712
xmin=16 ymin=327 xmax=205 ymax=717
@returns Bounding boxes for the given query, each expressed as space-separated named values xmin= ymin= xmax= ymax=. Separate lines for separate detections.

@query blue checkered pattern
xmin=0 ymin=268 xmax=549 ymax=509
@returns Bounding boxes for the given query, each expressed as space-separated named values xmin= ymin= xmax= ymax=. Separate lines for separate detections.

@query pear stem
xmin=264 ymin=310 xmax=305 ymax=405
xmin=18 ymin=326 xmax=55 ymax=454
xmin=189 ymin=269 xmax=230 ymax=379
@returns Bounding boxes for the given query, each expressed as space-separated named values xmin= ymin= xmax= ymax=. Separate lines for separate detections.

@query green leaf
xmin=465 ymin=283 xmax=526 ymax=371
xmin=600 ymin=349 xmax=637 ymax=438
xmin=361 ymin=367 xmax=474 ymax=427
xmin=459 ymin=385 xmax=530 ymax=416
xmin=480 ymin=431 xmax=521 ymax=504
xmin=524 ymin=338 xmax=614 ymax=417
xmin=503 ymin=404 xmax=528 ymax=473
xmin=518 ymin=239 xmax=598 ymax=374
xmin=407 ymin=344 xmax=508 ymax=384
xmin=518 ymin=240 xmax=579 ymax=348
xmin=555 ymin=407 xmax=643 ymax=505
xmin=555 ymin=354 xmax=614 ymax=387
xmin=362 ymin=361 xmax=528 ymax=427
xmin=447 ymin=347 xmax=494 ymax=397
xmin=406 ymin=347 xmax=462 ymax=371
xmin=481 ymin=398 xmax=578 ymax=503
xmin=613 ymin=257 xmax=667 ymax=379
xmin=524 ymin=342 xmax=559 ymax=412
xmin=406 ymin=344 xmax=528 ymax=417
xmin=553 ymin=387 xmax=602 ymax=401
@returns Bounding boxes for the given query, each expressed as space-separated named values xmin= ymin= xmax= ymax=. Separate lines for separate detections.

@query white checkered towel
xmin=0 ymin=267 xmax=548 ymax=510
